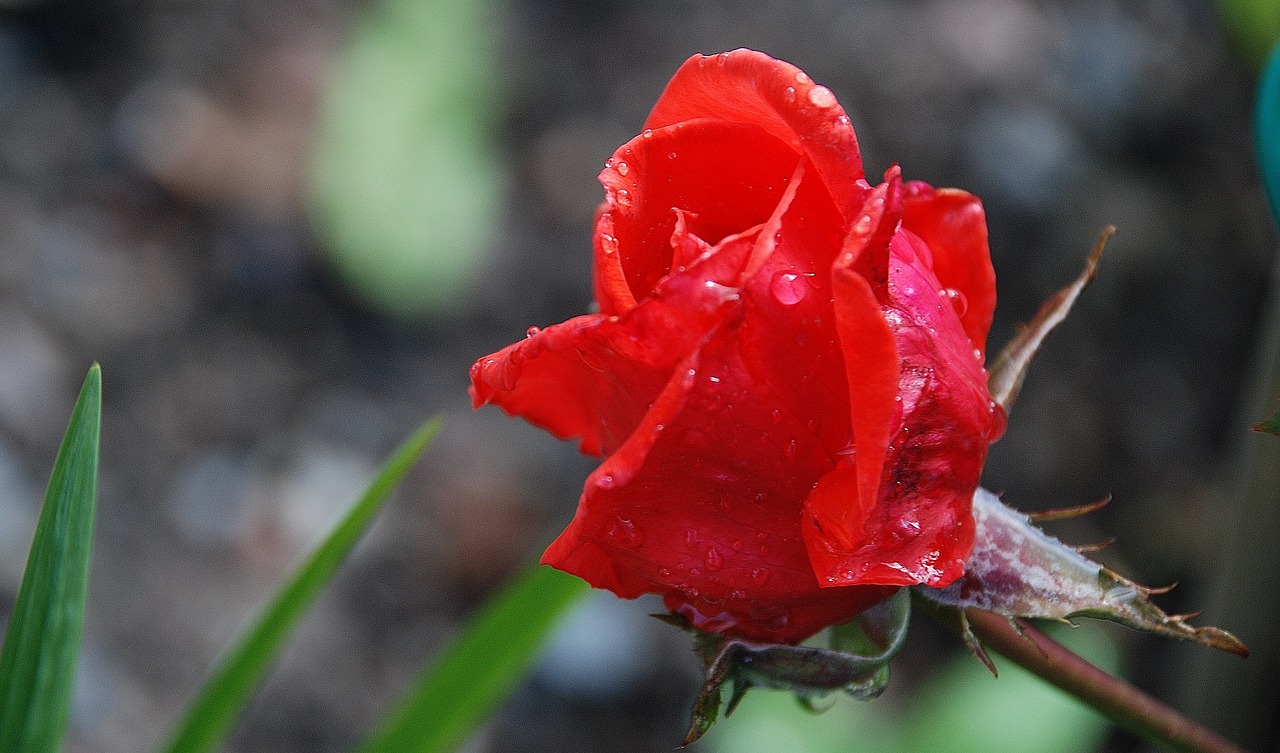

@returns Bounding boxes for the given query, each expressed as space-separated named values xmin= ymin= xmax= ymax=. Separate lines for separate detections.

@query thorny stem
xmin=956 ymin=608 xmax=1249 ymax=753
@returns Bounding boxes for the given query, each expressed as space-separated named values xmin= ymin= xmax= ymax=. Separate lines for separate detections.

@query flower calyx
xmin=674 ymin=587 xmax=911 ymax=746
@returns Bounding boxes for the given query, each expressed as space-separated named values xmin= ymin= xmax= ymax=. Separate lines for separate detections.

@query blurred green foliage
xmin=1217 ymin=0 xmax=1280 ymax=67
xmin=158 ymin=418 xmax=442 ymax=753
xmin=310 ymin=0 xmax=504 ymax=319
xmin=358 ymin=565 xmax=589 ymax=753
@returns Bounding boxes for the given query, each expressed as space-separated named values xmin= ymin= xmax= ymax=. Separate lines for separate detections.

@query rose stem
xmin=956 ymin=608 xmax=1249 ymax=753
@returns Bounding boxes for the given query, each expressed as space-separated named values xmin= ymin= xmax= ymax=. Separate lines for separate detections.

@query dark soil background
xmin=0 ymin=1 xmax=1275 ymax=751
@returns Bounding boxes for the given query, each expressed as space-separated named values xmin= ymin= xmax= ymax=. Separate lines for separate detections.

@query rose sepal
xmin=674 ymin=587 xmax=910 ymax=745
xmin=914 ymin=487 xmax=1248 ymax=670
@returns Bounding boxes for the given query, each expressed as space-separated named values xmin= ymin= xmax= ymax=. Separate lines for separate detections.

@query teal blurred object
xmin=309 ymin=0 xmax=504 ymax=319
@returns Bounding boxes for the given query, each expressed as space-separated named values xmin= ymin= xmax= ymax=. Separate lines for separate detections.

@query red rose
xmin=470 ymin=49 xmax=1005 ymax=644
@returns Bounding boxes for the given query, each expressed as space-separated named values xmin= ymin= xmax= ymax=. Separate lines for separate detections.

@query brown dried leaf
xmin=988 ymin=226 xmax=1113 ymax=414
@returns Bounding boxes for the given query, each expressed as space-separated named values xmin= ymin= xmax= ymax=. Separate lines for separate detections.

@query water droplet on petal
xmin=854 ymin=214 xmax=874 ymax=235
xmin=595 ymin=474 xmax=616 ymax=490
xmin=667 ymin=151 xmax=677 ymax=160
xmin=783 ymin=86 xmax=797 ymax=103
xmin=751 ymin=567 xmax=771 ymax=584
xmin=525 ymin=326 xmax=541 ymax=337
xmin=807 ymin=86 xmax=837 ymax=108
xmin=607 ymin=516 xmax=644 ymax=549
xmin=940 ymin=287 xmax=969 ymax=317
xmin=658 ymin=567 xmax=671 ymax=578
xmin=704 ymin=546 xmax=724 ymax=571
xmin=770 ymin=271 xmax=807 ymax=305
xmin=784 ymin=439 xmax=799 ymax=459
xmin=794 ymin=70 xmax=811 ymax=84
xmin=641 ymin=129 xmax=653 ymax=139
xmin=616 ymin=161 xmax=629 ymax=176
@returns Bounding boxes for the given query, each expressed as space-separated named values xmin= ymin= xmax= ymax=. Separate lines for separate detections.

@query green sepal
xmin=915 ymin=488 xmax=1248 ymax=661
xmin=678 ymin=588 xmax=910 ymax=745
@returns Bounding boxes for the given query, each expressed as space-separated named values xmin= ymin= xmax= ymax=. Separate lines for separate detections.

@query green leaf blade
xmin=157 ymin=417 xmax=443 ymax=753
xmin=358 ymin=564 xmax=589 ymax=753
xmin=0 ymin=363 xmax=102 ymax=753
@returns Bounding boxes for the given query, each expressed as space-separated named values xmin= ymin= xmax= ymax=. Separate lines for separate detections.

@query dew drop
xmin=753 ymin=491 xmax=767 ymax=504
xmin=751 ymin=567 xmax=771 ymax=584
xmin=807 ymin=85 xmax=837 ymax=108
xmin=525 ymin=326 xmax=541 ymax=337
xmin=891 ymin=516 xmax=922 ymax=541
xmin=853 ymin=214 xmax=874 ymax=235
xmin=604 ymin=158 xmax=614 ymax=168
xmin=616 ymin=161 xmax=629 ymax=176
xmin=794 ymin=70 xmax=811 ymax=84
xmin=731 ymin=539 xmax=743 ymax=551
xmin=667 ymin=151 xmax=677 ymax=160
xmin=784 ymin=439 xmax=799 ymax=459
xmin=940 ymin=287 xmax=969 ymax=317
xmin=642 ymin=129 xmax=653 ymax=139
xmin=973 ymin=348 xmax=983 ymax=361
xmin=708 ymin=375 xmax=721 ymax=384
xmin=607 ymin=516 xmax=644 ymax=549
xmin=770 ymin=271 xmax=807 ymax=305
xmin=704 ymin=546 xmax=724 ymax=571
xmin=595 ymin=474 xmax=616 ymax=490
xmin=783 ymin=86 xmax=797 ymax=103
xmin=658 ymin=567 xmax=671 ymax=578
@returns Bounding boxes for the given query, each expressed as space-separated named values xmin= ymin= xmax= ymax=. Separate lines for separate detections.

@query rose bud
xmin=471 ymin=49 xmax=1005 ymax=644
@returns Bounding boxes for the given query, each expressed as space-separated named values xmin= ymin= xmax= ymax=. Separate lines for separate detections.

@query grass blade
xmin=0 ymin=364 xmax=102 ymax=753
xmin=158 ymin=417 xmax=443 ymax=753
xmin=357 ymin=564 xmax=589 ymax=753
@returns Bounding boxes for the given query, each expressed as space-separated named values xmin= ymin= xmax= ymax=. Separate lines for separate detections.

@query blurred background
xmin=0 ymin=0 xmax=1276 ymax=751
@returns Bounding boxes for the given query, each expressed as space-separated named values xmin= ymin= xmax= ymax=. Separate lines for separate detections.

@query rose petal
xmin=470 ymin=229 xmax=757 ymax=456
xmin=801 ymin=173 xmax=903 ymax=577
xmin=802 ymin=203 xmax=1002 ymax=588
xmin=901 ymin=183 xmax=997 ymax=354
xmin=542 ymin=305 xmax=890 ymax=644
xmin=736 ymin=162 xmax=854 ymax=456
xmin=644 ymin=49 xmax=869 ymax=223
xmin=597 ymin=118 xmax=800 ymax=306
